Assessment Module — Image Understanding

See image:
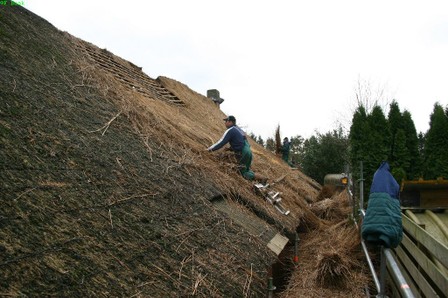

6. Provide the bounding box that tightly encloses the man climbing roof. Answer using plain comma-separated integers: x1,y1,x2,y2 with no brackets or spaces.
207,115,267,183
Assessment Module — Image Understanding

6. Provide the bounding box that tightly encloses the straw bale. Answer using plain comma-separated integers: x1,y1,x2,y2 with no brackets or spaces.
310,187,353,223
280,226,369,298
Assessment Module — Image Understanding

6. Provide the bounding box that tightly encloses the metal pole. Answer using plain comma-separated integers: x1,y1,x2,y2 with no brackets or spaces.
361,239,381,293
267,277,276,298
293,232,299,264
378,246,387,297
358,162,380,294
359,161,364,211
384,249,415,298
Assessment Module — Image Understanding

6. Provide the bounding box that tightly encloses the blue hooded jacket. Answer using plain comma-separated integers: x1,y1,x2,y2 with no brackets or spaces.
370,161,400,200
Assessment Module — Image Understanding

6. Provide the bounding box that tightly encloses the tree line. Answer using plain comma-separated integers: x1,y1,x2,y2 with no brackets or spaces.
250,101,448,198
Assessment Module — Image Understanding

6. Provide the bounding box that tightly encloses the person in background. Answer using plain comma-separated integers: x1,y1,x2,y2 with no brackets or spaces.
370,161,400,200
207,115,267,183
281,137,291,164
361,161,403,248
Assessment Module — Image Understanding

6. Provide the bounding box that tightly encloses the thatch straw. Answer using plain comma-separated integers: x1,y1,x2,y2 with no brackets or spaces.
311,188,352,221
313,249,352,288
280,226,368,298
316,185,337,201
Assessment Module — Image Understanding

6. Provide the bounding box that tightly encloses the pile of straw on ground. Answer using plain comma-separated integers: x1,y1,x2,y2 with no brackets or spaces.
280,223,369,298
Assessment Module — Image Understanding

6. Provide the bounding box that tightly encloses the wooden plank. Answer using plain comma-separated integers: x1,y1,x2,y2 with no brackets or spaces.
421,189,448,208
400,233,448,295
212,199,277,244
402,215,448,268
413,212,448,248
396,243,440,297
267,233,289,256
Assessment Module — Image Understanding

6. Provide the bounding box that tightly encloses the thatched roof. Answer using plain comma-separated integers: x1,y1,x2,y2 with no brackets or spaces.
0,3,370,297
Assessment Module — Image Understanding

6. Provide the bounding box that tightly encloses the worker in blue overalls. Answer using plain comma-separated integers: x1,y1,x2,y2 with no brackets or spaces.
207,115,267,183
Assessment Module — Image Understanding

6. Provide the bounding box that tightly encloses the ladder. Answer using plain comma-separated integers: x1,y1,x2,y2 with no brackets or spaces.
254,183,290,215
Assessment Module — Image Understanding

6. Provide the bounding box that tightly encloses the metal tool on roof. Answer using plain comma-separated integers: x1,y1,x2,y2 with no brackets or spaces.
254,183,290,215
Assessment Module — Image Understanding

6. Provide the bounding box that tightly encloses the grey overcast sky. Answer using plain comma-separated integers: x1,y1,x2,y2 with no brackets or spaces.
24,0,448,140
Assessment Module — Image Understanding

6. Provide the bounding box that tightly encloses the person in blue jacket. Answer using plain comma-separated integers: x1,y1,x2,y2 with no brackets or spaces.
280,137,291,164
361,161,403,248
208,115,266,182
370,161,400,200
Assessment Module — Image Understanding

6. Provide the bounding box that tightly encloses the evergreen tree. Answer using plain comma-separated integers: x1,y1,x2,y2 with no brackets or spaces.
391,129,408,183
265,137,275,152
368,105,390,163
301,136,320,182
423,103,448,179
358,106,391,192
386,102,421,181
319,129,349,174
289,135,304,167
349,106,369,169
402,111,421,179
417,132,425,158
301,129,348,184
349,105,372,200
387,101,403,165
